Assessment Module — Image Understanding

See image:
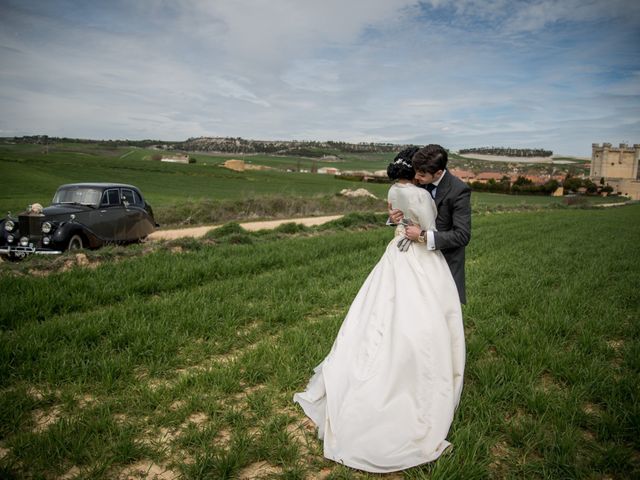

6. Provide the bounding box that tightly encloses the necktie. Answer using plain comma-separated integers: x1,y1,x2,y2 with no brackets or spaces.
426,183,436,198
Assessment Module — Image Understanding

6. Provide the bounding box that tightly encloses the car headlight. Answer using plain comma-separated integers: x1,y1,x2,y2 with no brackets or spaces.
43,236,51,245
4,220,14,232
42,221,53,234
20,236,29,247
7,234,14,243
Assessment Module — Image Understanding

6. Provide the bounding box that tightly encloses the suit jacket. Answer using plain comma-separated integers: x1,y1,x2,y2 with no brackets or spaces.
421,171,471,304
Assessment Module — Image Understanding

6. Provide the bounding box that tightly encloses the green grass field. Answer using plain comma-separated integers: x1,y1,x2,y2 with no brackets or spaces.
0,206,638,479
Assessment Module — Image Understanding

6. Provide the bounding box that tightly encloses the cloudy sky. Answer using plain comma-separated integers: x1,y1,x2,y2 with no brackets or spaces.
1,0,639,156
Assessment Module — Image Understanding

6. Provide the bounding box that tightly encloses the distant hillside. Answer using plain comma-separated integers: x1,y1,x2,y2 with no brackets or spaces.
8,135,169,148
171,137,405,156
459,147,552,157
8,135,407,157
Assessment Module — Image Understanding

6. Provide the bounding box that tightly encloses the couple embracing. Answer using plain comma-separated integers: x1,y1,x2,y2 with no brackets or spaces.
294,144,472,473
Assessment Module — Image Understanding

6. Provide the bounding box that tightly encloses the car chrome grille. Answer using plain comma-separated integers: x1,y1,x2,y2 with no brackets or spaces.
18,215,43,238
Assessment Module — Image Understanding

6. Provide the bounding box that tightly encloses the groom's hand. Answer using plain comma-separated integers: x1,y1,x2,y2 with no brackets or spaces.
404,225,422,241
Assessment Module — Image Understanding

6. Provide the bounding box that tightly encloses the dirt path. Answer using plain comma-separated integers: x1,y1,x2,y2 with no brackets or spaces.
148,215,344,241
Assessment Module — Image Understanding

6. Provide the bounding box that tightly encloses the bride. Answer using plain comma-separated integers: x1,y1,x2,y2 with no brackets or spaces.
293,147,466,473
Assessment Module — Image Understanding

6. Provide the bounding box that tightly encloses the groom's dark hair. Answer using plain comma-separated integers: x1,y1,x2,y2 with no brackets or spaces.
412,144,448,174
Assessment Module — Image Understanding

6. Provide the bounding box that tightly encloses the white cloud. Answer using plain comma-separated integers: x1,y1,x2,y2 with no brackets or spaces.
207,76,270,106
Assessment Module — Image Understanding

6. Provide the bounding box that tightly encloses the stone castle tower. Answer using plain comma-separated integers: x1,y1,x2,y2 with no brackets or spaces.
590,143,640,200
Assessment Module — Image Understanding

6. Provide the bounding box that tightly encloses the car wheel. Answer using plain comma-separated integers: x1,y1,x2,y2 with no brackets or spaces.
68,234,84,251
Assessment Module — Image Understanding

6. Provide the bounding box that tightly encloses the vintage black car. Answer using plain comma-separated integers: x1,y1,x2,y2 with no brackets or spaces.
0,183,158,259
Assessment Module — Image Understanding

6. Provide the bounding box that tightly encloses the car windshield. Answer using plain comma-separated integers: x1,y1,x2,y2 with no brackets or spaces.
52,187,102,207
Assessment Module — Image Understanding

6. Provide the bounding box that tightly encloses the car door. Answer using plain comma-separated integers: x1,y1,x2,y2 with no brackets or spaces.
120,188,149,240
95,188,126,241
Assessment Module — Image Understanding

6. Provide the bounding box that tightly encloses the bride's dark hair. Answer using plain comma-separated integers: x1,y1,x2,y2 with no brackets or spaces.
387,146,420,180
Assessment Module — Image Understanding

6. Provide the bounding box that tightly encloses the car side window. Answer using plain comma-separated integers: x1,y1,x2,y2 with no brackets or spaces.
101,189,121,207
132,190,144,206
121,189,136,206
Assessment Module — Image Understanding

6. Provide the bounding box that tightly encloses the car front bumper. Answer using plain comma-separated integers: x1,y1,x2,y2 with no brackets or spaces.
0,245,63,256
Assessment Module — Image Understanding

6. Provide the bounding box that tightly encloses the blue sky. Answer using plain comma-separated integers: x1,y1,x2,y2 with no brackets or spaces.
1,0,638,156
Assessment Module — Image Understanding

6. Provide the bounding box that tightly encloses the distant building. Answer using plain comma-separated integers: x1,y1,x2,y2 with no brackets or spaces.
342,170,374,177
474,172,504,182
523,175,549,185
449,168,475,181
317,167,340,175
590,143,640,199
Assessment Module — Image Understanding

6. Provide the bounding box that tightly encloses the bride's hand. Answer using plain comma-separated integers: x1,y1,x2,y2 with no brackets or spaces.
404,225,422,241
389,208,404,224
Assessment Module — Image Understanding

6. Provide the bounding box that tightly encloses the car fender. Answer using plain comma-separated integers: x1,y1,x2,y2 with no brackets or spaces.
52,221,102,249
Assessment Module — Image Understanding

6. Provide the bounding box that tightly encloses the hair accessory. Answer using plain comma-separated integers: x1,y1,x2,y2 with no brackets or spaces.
394,158,412,168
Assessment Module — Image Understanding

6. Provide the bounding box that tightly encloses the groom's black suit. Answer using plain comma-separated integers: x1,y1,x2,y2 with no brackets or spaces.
420,171,471,304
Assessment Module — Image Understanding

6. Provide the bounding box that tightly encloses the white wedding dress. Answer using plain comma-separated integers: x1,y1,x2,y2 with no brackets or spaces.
294,183,465,473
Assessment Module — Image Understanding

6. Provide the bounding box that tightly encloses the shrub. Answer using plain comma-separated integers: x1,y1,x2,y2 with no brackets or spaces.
206,222,246,239
563,195,588,206
273,222,308,234
318,212,386,230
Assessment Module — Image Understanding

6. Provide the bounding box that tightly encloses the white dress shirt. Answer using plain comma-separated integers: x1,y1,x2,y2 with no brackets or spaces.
426,170,446,250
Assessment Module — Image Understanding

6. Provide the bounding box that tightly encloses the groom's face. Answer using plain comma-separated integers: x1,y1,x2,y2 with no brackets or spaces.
415,169,443,185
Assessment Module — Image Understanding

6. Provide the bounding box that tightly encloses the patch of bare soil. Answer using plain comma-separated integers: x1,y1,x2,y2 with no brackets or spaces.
77,394,97,408
113,413,128,424
286,417,316,457
537,372,566,393
489,440,513,476
184,412,208,426
504,408,531,425
33,405,62,432
32,405,63,433
118,460,179,480
26,386,48,401
582,402,604,416
237,461,282,480
213,428,231,449
59,466,81,479
607,339,624,353
306,468,334,480
27,253,100,277
169,400,186,411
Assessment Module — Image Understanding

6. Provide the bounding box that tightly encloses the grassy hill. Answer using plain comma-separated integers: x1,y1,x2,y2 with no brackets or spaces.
0,142,617,227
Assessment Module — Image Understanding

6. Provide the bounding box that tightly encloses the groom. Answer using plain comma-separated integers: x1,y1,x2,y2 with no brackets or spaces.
390,144,471,304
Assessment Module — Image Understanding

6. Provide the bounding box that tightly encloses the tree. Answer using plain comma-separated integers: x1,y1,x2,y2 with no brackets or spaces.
542,179,559,194
583,179,597,194
563,175,583,192
513,176,533,187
